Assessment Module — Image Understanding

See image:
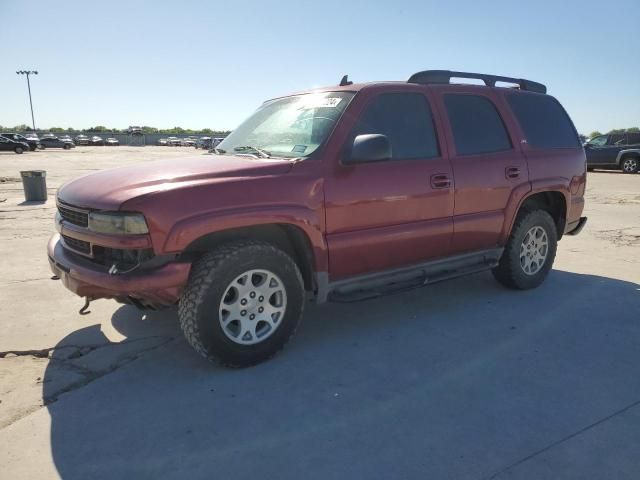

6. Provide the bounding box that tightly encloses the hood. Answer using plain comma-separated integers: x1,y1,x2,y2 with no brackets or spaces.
57,155,294,210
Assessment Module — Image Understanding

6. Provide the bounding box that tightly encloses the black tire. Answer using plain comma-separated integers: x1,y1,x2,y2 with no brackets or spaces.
14,146,24,154
621,157,639,174
179,240,305,367
64,144,71,150
492,209,558,290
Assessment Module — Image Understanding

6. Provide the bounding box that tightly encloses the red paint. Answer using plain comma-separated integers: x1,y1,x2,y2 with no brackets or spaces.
50,80,586,306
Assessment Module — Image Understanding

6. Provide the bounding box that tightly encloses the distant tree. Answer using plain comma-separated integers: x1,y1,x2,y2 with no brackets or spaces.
588,131,603,138
49,127,66,133
12,124,31,132
627,127,639,133
608,128,627,134
141,126,158,134
89,126,109,132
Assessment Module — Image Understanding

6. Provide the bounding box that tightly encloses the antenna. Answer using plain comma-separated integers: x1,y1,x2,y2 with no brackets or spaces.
339,75,353,86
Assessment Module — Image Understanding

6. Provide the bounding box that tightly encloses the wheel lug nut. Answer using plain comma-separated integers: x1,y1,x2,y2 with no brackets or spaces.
250,292,256,298
241,310,247,316
250,314,255,320
241,299,247,305
258,296,264,302
258,307,264,313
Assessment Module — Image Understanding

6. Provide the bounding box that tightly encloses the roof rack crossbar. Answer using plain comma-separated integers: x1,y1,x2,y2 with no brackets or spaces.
407,70,547,94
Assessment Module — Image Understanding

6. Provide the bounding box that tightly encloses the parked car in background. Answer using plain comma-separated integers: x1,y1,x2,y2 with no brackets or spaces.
167,136,181,146
25,133,39,141
40,136,75,149
0,135,30,154
181,137,197,147
42,132,56,139
585,132,640,173
157,138,168,146
105,137,120,146
59,135,73,143
1,132,40,151
195,137,212,149
128,126,143,136
208,137,225,152
75,135,90,145
90,136,104,146
49,70,587,367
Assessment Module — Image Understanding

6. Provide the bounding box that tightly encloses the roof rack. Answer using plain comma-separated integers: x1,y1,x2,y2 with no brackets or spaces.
407,70,547,94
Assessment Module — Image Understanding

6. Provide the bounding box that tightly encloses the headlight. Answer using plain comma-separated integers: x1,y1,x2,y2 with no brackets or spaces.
88,212,149,235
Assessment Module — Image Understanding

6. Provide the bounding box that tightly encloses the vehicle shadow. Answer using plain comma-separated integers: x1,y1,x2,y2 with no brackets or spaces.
43,270,640,480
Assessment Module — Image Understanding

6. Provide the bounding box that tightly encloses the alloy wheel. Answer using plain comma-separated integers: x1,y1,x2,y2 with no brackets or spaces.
519,226,549,275
218,269,287,345
622,158,638,173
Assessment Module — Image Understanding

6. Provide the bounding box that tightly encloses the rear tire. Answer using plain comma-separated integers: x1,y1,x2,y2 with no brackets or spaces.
492,209,558,290
64,144,71,150
179,240,305,367
14,146,24,154
621,157,639,174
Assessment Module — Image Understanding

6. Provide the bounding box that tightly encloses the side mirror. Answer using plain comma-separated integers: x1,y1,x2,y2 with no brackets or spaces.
344,134,391,164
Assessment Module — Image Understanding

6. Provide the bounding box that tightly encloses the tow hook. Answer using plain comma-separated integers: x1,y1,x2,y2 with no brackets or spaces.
79,297,93,315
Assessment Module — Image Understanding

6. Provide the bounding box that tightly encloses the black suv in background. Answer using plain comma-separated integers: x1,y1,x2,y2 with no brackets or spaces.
1,132,40,151
585,132,640,173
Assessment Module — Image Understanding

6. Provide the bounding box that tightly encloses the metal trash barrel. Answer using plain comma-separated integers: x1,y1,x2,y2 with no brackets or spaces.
20,170,48,202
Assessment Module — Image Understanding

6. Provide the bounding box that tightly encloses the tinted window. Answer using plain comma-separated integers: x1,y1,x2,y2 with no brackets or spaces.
627,133,640,145
352,93,439,160
507,93,580,149
444,94,512,155
608,134,626,145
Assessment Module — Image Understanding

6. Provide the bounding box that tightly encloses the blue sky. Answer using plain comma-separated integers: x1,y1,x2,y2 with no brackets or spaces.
1,0,638,134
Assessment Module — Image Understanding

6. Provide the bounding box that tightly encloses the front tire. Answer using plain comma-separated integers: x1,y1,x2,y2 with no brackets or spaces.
492,209,558,290
64,144,71,150
15,146,24,154
179,240,305,367
621,157,639,174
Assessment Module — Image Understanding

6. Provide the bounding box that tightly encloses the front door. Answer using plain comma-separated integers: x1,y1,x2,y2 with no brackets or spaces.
324,87,454,280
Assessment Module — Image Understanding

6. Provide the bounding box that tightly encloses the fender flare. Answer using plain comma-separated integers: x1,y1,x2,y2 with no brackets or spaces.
162,205,329,273
615,149,640,166
499,178,571,244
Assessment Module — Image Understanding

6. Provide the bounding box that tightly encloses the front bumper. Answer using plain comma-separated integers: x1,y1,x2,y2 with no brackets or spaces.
48,233,191,306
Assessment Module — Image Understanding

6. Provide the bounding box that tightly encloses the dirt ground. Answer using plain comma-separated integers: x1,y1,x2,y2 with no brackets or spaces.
0,146,638,479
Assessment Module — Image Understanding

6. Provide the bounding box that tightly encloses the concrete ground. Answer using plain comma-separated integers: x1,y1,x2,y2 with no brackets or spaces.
0,146,638,479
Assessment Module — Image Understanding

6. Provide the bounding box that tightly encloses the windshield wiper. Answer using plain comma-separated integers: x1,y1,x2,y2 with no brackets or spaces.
233,145,271,158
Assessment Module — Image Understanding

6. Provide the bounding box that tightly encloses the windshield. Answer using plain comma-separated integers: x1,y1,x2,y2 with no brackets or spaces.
588,135,607,146
217,91,354,159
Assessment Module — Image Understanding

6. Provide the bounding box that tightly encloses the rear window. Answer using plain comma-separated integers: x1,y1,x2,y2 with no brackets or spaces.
444,94,512,156
507,93,580,149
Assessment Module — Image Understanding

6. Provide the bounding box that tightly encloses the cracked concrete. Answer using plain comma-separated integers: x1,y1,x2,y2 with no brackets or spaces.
0,148,638,479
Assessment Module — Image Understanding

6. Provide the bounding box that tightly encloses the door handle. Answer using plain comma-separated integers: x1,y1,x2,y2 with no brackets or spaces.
430,174,451,189
505,167,521,179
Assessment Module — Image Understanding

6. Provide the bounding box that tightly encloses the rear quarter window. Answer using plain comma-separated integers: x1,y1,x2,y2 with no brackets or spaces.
507,93,580,149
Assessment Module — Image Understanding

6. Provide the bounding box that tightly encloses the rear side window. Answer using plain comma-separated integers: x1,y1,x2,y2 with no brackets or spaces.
444,94,512,155
507,93,580,149
627,133,640,145
353,93,439,160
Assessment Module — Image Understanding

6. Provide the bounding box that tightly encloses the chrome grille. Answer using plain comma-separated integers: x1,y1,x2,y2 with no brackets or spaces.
58,203,89,227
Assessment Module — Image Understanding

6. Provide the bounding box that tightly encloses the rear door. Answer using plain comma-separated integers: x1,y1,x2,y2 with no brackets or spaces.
432,86,529,254
324,87,454,280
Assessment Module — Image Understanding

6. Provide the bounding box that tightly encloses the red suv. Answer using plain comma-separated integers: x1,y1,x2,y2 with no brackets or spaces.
49,70,587,367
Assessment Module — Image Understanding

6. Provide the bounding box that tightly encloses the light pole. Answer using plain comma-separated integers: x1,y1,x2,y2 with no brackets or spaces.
16,70,38,132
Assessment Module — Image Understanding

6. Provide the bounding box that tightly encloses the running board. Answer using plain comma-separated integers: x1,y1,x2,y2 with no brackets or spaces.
321,248,503,303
